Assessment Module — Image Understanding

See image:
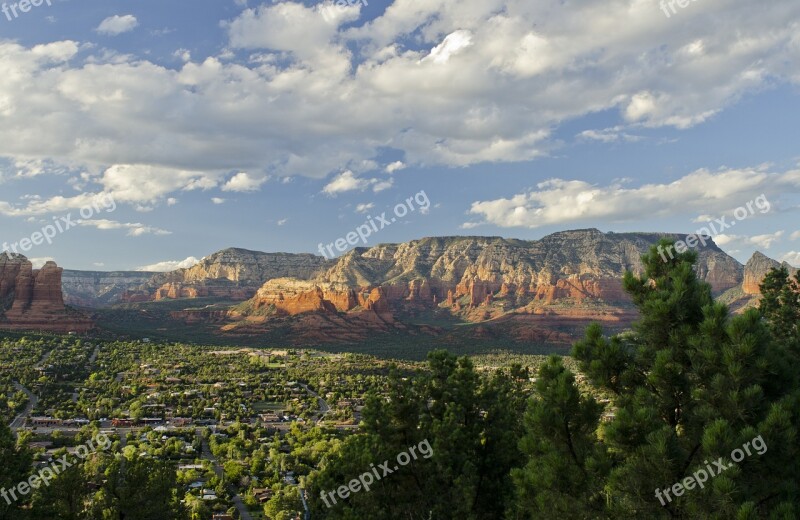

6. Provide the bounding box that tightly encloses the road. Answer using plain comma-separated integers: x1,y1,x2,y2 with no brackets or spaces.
299,383,330,424
9,381,37,429
8,348,52,429
198,430,253,520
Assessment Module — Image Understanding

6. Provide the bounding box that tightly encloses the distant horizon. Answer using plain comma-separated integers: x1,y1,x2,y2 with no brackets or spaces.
3,227,793,273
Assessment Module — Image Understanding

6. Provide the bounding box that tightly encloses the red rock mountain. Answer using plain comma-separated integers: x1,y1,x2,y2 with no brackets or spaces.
0,253,93,332
49,231,793,347
119,248,330,303
161,230,748,345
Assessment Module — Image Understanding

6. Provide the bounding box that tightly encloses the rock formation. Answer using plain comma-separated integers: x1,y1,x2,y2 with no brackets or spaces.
61,269,156,307
0,253,92,332
198,230,745,344
742,251,797,295
120,248,331,303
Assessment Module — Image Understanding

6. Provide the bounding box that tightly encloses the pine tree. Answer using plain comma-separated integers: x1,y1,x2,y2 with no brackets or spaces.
516,239,800,518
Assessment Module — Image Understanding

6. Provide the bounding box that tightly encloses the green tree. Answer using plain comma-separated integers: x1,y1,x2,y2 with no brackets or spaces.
94,454,188,520
759,266,800,356
310,351,524,520
509,356,610,519
519,240,800,518
30,460,91,520
0,422,31,520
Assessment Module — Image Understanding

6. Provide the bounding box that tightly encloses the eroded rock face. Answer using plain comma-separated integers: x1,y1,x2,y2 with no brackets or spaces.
61,270,155,307
236,230,744,326
0,254,92,332
121,248,331,302
742,252,797,295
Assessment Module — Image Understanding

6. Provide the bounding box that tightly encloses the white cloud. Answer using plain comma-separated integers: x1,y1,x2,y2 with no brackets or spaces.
29,257,54,269
421,30,473,64
711,232,784,250
467,166,799,229
211,197,226,204
749,231,784,249
386,161,406,173
79,219,171,236
0,0,797,210
355,202,374,213
578,127,642,143
323,171,368,195
222,172,268,192
791,231,800,241
781,252,800,267
277,218,288,226
323,171,394,195
96,15,139,36
713,234,740,246
136,256,201,272
372,178,394,192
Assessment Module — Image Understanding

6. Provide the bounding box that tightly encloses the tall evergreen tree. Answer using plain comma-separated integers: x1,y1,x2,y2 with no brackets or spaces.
0,422,31,520
310,350,525,519
509,356,610,519
515,240,800,518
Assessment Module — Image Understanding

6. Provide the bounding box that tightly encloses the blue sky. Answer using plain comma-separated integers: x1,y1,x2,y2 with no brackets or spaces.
1,0,799,271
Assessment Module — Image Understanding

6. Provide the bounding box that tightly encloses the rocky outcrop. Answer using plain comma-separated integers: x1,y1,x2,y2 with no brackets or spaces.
241,230,742,317
121,248,332,303
208,230,744,344
0,254,92,332
742,252,797,295
61,270,156,307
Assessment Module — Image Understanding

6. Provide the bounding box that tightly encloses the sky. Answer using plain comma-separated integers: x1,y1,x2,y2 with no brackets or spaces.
0,0,799,271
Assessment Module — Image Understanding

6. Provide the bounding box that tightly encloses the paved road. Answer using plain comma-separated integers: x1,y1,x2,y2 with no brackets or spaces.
9,381,37,429
199,431,253,520
88,345,100,364
299,383,331,424
9,348,53,429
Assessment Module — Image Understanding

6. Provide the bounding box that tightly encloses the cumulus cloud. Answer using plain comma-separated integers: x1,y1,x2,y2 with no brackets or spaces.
386,161,406,173
323,171,366,195
0,0,799,213
781,251,800,267
791,231,800,240
136,256,201,272
701,232,784,250
749,231,785,249
355,202,374,213
79,219,171,236
211,197,226,204
29,257,55,269
96,15,139,36
466,166,798,229
322,171,393,195
578,127,642,143
222,172,269,192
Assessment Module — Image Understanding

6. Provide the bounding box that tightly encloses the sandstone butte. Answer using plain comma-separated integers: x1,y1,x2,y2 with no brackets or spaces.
0,253,93,333
130,230,792,346
6,230,793,342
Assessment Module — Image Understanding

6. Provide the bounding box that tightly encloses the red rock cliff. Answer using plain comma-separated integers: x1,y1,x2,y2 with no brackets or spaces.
0,254,92,332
